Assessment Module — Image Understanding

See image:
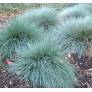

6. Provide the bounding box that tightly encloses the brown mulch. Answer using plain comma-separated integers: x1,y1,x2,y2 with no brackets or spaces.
0,67,32,88
0,14,15,29
78,70,92,88
0,10,24,29
68,54,92,88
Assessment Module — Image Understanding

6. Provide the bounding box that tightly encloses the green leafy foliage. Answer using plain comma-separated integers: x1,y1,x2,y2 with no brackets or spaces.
0,17,42,59
57,17,92,56
22,7,58,31
0,3,29,15
7,41,77,88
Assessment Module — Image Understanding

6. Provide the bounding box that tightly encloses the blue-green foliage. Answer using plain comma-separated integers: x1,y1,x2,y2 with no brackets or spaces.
58,4,91,22
7,41,77,88
0,57,4,67
0,6,78,88
57,17,92,56
78,4,92,13
21,7,58,31
0,17,42,59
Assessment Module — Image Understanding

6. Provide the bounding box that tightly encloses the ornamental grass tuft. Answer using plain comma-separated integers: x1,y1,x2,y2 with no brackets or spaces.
7,41,77,88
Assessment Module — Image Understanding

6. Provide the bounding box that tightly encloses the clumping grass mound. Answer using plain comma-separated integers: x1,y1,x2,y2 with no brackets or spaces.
0,17,42,59
7,41,77,88
78,4,92,13
57,17,92,57
58,4,91,23
22,7,59,31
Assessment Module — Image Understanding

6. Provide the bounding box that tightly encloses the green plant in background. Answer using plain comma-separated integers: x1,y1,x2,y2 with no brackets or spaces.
57,16,92,57
0,3,74,15
0,17,42,59
39,3,70,11
0,3,26,15
7,40,77,88
22,7,59,31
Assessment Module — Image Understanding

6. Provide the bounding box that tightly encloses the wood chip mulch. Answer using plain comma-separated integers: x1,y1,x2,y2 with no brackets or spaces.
0,67,32,88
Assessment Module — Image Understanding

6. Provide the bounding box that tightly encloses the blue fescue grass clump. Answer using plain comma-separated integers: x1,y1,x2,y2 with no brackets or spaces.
21,7,59,31
0,17,43,59
78,4,92,13
57,16,92,57
58,4,91,22
0,6,78,87
7,41,77,88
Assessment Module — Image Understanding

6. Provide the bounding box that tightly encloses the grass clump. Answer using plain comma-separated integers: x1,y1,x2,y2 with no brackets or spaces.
0,17,42,59
22,7,58,31
7,41,77,88
58,4,91,23
57,17,92,57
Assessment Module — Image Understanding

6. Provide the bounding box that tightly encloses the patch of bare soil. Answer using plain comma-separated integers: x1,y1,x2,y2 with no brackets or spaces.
68,54,92,88
0,67,32,88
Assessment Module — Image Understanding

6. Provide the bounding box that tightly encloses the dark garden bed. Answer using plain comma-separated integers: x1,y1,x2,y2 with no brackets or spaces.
69,54,92,88
0,68,32,88
0,67,32,88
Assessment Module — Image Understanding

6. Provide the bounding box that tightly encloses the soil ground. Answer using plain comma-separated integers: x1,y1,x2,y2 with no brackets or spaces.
0,67,32,88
